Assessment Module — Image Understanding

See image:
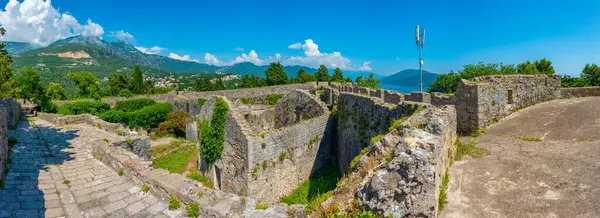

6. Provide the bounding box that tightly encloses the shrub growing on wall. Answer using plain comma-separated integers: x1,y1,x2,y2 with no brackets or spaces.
200,97,229,163
57,101,110,115
97,110,129,124
114,98,157,112
157,111,191,137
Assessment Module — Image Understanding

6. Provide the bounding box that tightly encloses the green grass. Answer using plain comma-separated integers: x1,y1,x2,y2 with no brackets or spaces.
63,180,70,185
455,139,489,160
438,169,450,212
142,184,150,193
187,171,214,188
152,143,196,174
516,136,542,142
266,94,284,105
280,164,340,213
254,204,270,210
118,168,124,176
150,140,184,157
350,146,370,170
370,134,385,145
470,129,487,137
388,105,425,132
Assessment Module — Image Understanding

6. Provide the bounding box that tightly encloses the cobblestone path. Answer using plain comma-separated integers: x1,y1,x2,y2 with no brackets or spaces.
0,118,186,218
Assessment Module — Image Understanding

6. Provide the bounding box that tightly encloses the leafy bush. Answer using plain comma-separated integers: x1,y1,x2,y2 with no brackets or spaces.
98,102,172,129
266,94,284,105
128,103,172,129
97,110,129,124
57,101,110,115
168,195,180,210
200,97,228,163
114,98,156,112
157,111,190,137
186,202,200,218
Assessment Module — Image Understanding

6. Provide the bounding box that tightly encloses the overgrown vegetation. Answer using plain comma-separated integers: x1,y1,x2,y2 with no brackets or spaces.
281,164,340,213
187,171,214,188
200,97,228,163
57,101,110,115
197,98,207,108
350,147,370,170
455,139,489,160
321,200,382,218
156,111,190,138
98,102,172,129
254,203,270,210
470,129,487,137
266,93,284,105
168,195,181,210
516,136,542,142
142,184,150,193
438,169,450,212
186,202,200,218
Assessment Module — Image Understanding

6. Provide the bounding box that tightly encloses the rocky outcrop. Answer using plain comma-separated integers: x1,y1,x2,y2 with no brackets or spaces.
58,50,91,59
357,105,457,217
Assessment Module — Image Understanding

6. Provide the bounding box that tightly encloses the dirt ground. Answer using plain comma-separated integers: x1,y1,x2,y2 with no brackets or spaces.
441,97,600,218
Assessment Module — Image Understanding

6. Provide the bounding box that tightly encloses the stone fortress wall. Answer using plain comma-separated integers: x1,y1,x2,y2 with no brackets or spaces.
188,90,333,203
455,75,562,135
0,99,20,188
335,93,425,174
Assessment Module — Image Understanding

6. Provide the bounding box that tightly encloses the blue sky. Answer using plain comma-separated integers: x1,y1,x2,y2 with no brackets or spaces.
1,0,600,76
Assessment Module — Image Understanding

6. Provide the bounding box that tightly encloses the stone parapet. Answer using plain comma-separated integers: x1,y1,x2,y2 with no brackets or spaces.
37,113,151,160
561,86,600,98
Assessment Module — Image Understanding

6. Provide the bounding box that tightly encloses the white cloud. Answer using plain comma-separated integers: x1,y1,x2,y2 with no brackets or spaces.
233,47,244,52
282,39,373,71
275,53,281,60
301,39,321,57
169,52,199,63
135,46,164,55
359,61,372,71
288,42,302,49
204,53,221,65
0,0,104,46
233,50,263,65
109,30,134,41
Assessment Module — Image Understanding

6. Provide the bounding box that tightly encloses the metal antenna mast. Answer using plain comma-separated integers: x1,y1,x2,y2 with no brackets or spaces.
415,25,425,92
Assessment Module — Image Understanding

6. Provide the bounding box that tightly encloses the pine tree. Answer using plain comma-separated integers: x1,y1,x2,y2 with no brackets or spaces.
132,65,145,94
265,62,288,85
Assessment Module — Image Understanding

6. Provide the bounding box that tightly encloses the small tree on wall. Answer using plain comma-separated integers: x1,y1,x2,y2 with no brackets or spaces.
200,97,229,163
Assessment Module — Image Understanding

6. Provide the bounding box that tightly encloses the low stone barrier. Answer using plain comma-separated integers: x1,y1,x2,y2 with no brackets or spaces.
431,92,456,106
0,98,21,129
561,86,600,98
405,92,431,103
37,113,151,160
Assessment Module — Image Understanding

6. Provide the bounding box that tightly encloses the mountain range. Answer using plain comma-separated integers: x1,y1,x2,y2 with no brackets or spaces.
3,35,437,86
381,69,438,87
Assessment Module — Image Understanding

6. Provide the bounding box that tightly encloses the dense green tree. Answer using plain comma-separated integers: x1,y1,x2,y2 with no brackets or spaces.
46,83,67,100
265,62,288,85
582,64,600,86
0,29,14,98
296,68,313,83
427,72,461,93
108,73,131,96
534,58,555,75
331,67,344,82
132,65,145,94
192,77,214,91
517,61,540,74
314,65,330,81
15,67,44,103
561,74,590,87
240,74,267,88
68,71,101,100
213,78,226,90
